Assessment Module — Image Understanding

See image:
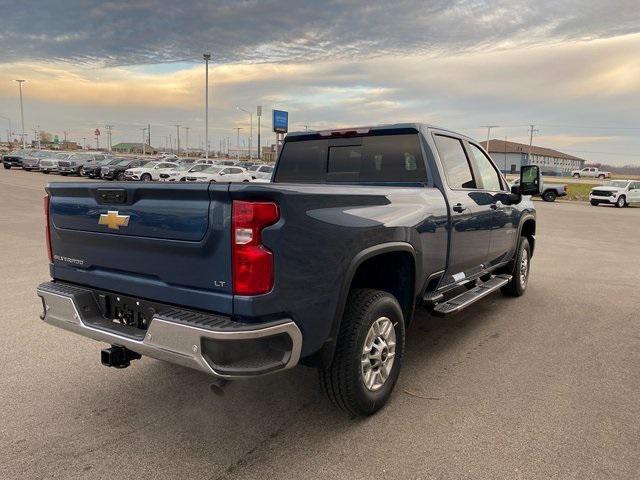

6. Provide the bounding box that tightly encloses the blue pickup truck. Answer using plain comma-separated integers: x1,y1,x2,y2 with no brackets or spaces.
38,124,540,416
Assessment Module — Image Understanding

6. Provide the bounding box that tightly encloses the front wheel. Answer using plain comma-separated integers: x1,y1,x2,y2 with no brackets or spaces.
573,173,580,178
590,200,599,206
3,164,10,169
598,174,605,179
501,237,531,297
141,173,151,182
116,172,125,181
319,288,405,416
615,196,626,208
542,190,557,202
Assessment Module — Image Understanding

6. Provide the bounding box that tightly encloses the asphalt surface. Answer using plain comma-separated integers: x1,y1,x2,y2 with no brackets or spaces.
1,167,639,480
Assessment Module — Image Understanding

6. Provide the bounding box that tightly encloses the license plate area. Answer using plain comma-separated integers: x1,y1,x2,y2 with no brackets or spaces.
97,293,159,330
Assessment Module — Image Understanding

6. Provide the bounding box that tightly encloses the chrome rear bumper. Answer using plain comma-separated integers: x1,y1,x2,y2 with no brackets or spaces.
37,282,302,379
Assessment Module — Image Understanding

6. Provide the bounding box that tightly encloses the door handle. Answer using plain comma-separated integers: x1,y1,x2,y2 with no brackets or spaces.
491,201,504,210
452,203,466,213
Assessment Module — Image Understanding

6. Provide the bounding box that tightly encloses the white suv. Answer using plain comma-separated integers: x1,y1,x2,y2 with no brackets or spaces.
590,180,640,208
185,165,251,182
124,161,180,181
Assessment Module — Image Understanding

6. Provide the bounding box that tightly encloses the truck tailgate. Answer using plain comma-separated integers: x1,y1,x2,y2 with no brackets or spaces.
47,182,233,314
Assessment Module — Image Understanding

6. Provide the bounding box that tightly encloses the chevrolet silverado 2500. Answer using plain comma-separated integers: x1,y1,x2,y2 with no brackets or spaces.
38,123,540,416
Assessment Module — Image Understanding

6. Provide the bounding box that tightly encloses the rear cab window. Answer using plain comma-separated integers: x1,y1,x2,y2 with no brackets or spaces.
274,133,427,184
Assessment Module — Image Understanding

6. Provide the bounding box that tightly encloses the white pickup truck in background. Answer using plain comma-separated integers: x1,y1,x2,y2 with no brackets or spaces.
571,167,611,179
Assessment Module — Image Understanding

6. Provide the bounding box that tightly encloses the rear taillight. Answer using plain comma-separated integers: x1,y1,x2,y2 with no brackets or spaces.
232,200,279,295
44,195,52,263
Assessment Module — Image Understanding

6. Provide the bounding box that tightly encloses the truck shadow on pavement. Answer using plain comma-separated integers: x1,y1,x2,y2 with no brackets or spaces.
71,294,510,477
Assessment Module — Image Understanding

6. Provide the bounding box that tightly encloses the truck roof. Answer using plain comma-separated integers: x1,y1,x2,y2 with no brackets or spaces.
286,123,474,142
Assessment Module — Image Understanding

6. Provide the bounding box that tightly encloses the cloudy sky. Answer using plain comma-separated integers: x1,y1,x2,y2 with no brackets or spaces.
0,0,639,164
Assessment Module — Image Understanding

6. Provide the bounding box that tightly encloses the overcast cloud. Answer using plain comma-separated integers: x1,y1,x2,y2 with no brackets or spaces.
0,1,638,165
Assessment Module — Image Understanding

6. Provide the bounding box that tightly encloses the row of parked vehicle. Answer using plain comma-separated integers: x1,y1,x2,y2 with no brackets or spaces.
1,149,275,183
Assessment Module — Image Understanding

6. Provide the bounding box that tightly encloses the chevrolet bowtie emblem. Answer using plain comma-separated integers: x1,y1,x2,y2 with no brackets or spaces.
98,210,130,230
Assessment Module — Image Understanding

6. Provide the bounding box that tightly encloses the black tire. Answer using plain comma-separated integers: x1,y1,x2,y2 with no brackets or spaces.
501,237,531,297
42,171,49,174
60,173,67,176
542,190,557,202
141,173,151,182
573,173,580,178
590,200,599,206
3,164,11,169
179,177,186,182
319,288,405,416
116,172,125,181
23,168,31,171
615,196,626,208
598,174,605,179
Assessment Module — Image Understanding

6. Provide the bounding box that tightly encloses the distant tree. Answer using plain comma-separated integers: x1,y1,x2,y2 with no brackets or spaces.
39,131,53,143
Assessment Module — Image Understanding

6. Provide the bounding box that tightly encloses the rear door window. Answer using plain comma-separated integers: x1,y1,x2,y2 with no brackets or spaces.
434,135,476,189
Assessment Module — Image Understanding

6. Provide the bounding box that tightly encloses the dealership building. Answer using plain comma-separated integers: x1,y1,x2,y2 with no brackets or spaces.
480,139,586,176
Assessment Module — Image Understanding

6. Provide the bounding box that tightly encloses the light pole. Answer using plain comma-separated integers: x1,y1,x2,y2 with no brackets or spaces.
142,127,147,155
257,105,262,160
203,53,211,159
14,80,26,149
234,127,242,160
175,124,181,155
82,137,86,150
0,116,11,144
236,106,252,159
183,126,190,156
105,125,113,152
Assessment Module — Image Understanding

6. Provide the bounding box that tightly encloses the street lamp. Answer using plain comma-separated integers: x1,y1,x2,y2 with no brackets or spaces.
236,106,252,159
203,53,211,159
0,116,11,144
14,80,26,149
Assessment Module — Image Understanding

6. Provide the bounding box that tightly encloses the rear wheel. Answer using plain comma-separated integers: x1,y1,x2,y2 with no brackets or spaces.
616,196,626,208
319,288,405,416
542,190,557,202
116,172,125,181
598,174,605,179
501,237,531,297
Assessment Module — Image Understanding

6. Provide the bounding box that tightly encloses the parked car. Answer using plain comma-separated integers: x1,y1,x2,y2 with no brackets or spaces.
158,163,212,182
22,151,53,171
82,157,124,178
214,160,237,166
185,165,251,182
124,161,180,181
101,158,148,180
2,149,34,169
511,178,567,202
58,152,107,176
589,180,640,208
40,153,72,174
38,123,540,416
248,164,274,181
571,167,611,179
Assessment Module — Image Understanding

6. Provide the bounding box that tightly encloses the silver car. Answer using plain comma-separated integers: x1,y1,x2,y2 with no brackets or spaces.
40,153,72,174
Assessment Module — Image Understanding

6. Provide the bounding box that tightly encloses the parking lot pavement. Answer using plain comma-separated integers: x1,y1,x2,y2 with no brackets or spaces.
1,167,639,480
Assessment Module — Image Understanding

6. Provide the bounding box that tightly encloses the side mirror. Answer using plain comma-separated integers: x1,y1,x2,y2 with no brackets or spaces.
219,172,225,176
519,165,541,196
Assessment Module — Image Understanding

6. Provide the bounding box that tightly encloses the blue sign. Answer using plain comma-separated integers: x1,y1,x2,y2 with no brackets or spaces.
272,109,288,133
